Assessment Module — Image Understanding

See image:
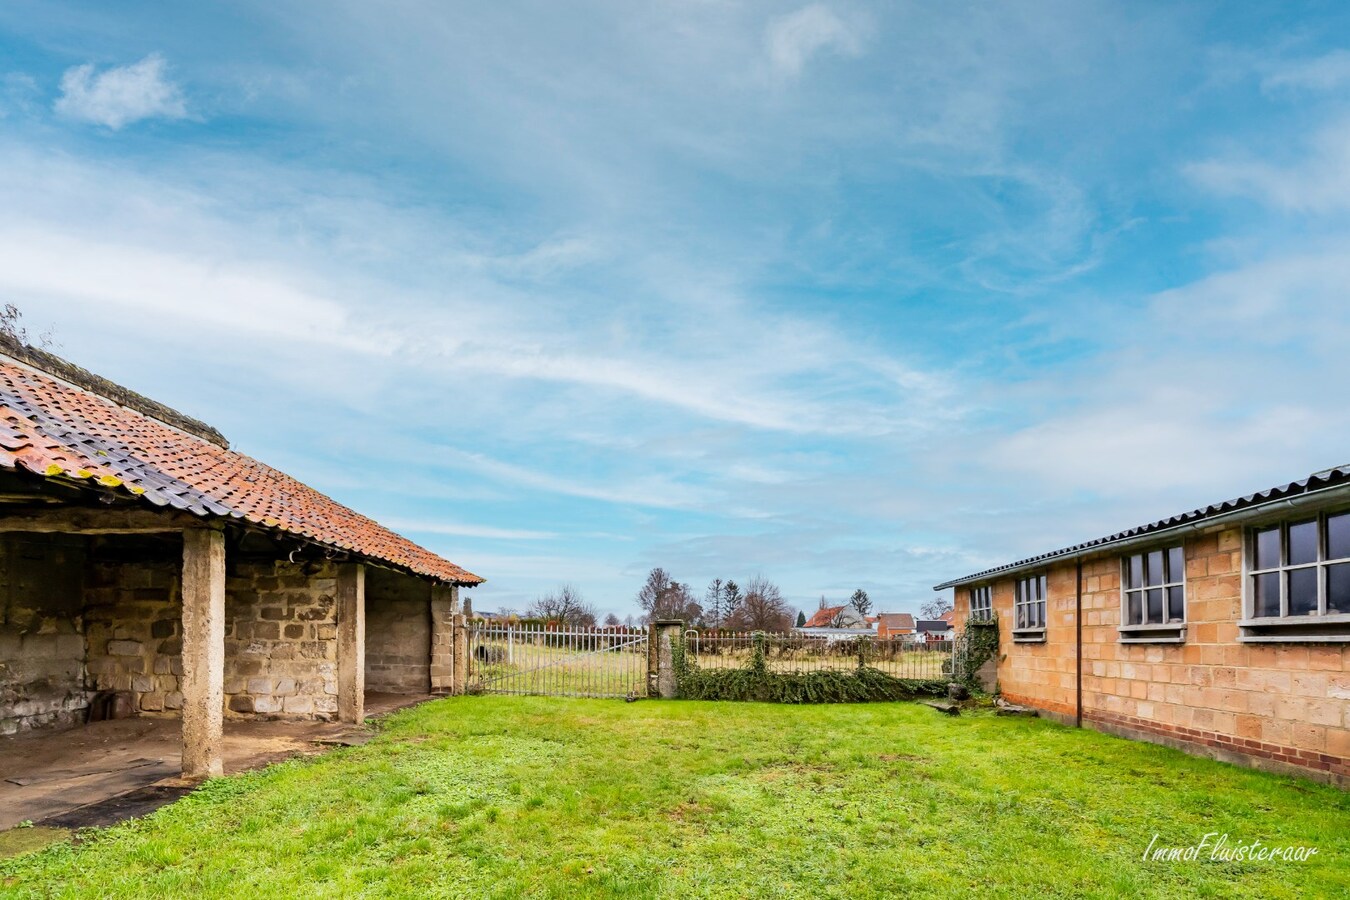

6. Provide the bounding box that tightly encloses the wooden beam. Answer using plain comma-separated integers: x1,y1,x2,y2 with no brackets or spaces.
0,506,200,534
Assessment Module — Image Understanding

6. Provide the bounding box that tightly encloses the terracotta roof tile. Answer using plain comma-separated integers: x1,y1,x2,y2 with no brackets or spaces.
0,354,483,586
802,605,847,628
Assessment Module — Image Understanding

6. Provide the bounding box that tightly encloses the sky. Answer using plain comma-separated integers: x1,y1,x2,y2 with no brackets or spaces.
2,2,1350,621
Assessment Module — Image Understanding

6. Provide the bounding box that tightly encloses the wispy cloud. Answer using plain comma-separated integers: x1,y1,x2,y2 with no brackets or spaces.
1187,119,1350,213
1261,48,1350,93
764,4,864,78
382,519,557,540
55,53,187,129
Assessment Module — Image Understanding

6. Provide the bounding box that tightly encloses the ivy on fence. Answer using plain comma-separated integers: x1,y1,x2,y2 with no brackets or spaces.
672,631,948,704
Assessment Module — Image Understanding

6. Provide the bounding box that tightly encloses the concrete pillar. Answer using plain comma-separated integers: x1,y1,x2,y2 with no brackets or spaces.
429,584,457,694
452,613,469,695
181,527,225,779
650,619,683,699
336,563,366,724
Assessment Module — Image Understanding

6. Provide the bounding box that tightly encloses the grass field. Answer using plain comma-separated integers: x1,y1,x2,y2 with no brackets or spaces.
2,697,1346,898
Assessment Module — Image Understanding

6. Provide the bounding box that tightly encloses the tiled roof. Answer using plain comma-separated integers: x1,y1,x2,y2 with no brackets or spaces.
803,605,847,628
933,463,1350,591
0,348,483,586
877,612,915,631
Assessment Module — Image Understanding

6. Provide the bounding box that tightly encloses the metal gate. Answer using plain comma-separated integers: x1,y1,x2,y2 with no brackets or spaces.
467,623,649,699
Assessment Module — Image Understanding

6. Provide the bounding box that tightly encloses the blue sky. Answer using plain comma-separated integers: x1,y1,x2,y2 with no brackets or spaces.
2,2,1350,620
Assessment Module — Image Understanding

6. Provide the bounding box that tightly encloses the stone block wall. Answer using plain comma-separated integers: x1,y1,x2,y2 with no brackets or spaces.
83,554,182,716
0,535,88,734
954,523,1350,785
223,560,338,719
364,569,432,694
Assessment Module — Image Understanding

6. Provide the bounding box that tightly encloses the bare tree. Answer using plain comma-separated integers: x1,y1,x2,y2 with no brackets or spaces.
850,588,872,618
0,304,55,348
921,597,954,619
636,568,702,623
528,584,597,627
827,608,851,628
603,612,621,628
733,575,792,632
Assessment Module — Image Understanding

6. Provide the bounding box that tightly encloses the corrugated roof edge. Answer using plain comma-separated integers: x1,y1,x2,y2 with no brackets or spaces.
0,334,228,448
932,464,1350,591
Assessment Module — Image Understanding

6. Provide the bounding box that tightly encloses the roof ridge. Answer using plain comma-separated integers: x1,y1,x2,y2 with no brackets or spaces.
0,333,228,448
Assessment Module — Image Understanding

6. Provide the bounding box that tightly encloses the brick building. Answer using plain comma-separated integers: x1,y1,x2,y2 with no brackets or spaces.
936,466,1350,786
0,337,482,777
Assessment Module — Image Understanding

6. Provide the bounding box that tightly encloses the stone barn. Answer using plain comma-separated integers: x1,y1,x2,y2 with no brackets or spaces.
0,337,482,780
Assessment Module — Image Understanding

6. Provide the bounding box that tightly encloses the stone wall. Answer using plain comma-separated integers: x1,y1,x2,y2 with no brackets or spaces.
223,560,338,719
83,550,182,716
0,535,88,734
365,569,431,694
954,523,1350,785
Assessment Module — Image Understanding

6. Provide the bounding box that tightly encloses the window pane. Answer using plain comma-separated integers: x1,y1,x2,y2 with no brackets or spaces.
1035,600,1045,627
1126,554,1142,590
1146,588,1163,624
1167,546,1184,584
1288,519,1319,566
1288,568,1318,616
1167,586,1185,623
1327,564,1350,615
1145,550,1164,586
1254,572,1280,617
1038,575,1046,600
1254,527,1281,570
1126,591,1142,625
1328,513,1350,561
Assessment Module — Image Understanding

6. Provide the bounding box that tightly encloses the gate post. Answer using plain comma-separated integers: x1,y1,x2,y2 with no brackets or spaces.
649,619,683,699
452,613,469,695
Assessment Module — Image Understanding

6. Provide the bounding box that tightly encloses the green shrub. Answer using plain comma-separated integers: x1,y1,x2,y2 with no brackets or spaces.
672,632,947,703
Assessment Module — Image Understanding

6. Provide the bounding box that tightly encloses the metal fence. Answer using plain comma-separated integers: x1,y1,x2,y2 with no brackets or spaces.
467,623,649,699
685,631,955,681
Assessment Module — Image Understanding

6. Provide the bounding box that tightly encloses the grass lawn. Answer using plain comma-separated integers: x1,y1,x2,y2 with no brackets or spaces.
2,697,1347,898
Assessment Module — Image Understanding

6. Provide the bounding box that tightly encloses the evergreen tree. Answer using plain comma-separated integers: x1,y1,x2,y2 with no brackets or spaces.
795,610,806,627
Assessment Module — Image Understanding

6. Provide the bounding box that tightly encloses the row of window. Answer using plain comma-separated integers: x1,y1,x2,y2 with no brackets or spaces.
965,509,1350,644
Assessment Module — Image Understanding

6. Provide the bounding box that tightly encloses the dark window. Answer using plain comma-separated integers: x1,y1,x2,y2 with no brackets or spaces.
1122,544,1185,627
968,585,992,621
1248,511,1350,620
1014,574,1047,635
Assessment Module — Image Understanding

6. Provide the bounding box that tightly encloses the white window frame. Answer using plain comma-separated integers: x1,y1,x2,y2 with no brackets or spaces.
1119,544,1186,644
1240,509,1350,643
968,585,992,622
1012,573,1046,643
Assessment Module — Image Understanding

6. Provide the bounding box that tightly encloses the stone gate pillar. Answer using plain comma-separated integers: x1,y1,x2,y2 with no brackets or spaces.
649,620,684,699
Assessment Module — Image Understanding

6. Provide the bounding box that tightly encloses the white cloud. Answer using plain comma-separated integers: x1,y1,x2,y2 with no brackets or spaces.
1186,119,1350,213
55,54,188,129
381,519,557,540
1261,49,1350,92
765,4,863,78
0,73,40,119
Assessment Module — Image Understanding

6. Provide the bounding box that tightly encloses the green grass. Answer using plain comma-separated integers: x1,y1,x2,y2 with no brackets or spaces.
2,697,1347,898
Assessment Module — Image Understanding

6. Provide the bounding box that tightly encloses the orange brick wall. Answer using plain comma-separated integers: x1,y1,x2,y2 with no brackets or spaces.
953,524,1350,786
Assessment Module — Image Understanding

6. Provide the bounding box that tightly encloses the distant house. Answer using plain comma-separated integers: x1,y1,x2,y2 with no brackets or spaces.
876,612,916,641
796,604,874,641
801,605,869,629
915,619,954,644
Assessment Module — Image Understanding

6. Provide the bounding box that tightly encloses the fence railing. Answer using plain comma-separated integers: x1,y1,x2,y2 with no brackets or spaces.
467,623,649,699
684,630,955,681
